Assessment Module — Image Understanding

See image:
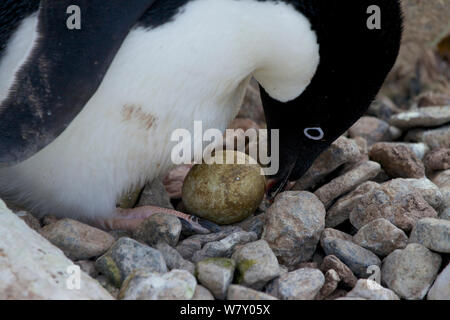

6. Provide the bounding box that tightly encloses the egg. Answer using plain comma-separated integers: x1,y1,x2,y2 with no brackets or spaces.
182,150,266,225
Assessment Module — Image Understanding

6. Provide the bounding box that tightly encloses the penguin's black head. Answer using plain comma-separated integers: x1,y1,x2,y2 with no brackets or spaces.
264,0,403,196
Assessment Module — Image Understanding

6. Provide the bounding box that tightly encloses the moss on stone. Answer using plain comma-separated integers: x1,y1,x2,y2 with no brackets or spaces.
236,259,257,283
97,255,122,288
201,257,236,270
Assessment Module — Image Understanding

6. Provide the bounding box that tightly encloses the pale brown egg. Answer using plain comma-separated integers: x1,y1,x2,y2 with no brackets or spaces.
182,150,266,225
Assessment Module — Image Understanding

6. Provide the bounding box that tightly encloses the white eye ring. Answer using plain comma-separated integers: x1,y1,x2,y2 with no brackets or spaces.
304,127,324,140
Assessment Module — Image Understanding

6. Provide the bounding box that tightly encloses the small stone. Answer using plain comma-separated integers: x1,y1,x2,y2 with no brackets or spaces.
396,178,443,211
423,148,450,171
326,182,379,228
263,264,289,298
176,240,202,260
322,238,381,278
368,96,403,121
137,177,174,209
235,214,265,238
192,231,257,263
432,170,450,220
155,242,195,274
317,269,340,299
119,269,197,300
409,218,450,253
232,240,280,290
389,126,403,140
381,244,442,300
314,161,381,208
197,258,236,300
346,280,399,300
227,285,278,300
406,125,450,149
416,92,450,108
192,285,215,300
40,219,115,260
293,137,360,190
389,106,450,130
320,228,353,248
350,180,438,232
320,255,358,288
262,192,325,268
351,137,370,163
427,263,450,300
369,143,425,178
184,226,243,246
95,237,167,287
395,142,430,159
432,169,450,187
75,260,99,278
133,213,181,247
353,219,408,256
348,116,393,146
175,240,202,261
277,268,325,300
351,136,371,162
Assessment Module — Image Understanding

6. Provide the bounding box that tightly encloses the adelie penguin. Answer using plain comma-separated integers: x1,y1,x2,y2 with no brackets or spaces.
0,0,403,232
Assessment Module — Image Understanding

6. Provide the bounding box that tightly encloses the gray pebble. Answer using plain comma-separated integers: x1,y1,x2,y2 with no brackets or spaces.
192,231,257,263
262,191,325,268
353,218,408,256
133,213,181,247
196,258,236,300
381,244,442,300
95,237,167,287
40,218,115,260
277,268,325,300
232,240,280,290
322,238,381,278
155,242,195,274
119,269,196,300
409,218,450,253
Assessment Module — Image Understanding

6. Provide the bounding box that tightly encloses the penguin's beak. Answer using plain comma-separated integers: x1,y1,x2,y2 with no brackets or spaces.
265,159,297,200
265,177,292,200
264,133,326,200
265,177,286,199
260,84,332,200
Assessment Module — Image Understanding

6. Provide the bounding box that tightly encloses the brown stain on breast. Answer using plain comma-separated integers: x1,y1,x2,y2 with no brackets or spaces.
121,104,157,130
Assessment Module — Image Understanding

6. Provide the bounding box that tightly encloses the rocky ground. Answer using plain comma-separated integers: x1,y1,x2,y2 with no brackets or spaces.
0,0,449,301
1,75,449,300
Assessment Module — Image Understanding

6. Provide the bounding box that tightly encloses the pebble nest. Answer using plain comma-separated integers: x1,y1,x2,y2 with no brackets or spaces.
5,81,447,300
1,11,450,300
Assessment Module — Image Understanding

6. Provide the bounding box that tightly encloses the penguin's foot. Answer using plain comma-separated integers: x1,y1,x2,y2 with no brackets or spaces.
98,206,220,234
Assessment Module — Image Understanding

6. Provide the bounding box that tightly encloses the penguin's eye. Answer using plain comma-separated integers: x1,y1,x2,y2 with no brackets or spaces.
304,127,324,140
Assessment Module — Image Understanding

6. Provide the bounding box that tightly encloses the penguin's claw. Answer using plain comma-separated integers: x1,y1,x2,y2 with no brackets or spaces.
97,206,218,235
179,216,222,235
